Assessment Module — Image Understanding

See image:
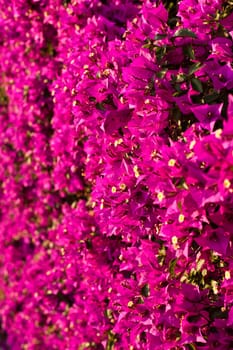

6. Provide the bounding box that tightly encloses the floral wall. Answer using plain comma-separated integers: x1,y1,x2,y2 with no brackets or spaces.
0,0,233,349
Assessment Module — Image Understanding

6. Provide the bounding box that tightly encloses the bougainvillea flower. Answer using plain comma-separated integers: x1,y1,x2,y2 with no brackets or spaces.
195,228,229,256
1,0,233,349
191,103,223,130
103,108,133,135
205,61,233,90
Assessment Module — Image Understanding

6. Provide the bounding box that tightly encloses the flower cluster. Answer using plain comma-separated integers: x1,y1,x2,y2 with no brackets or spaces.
0,0,233,349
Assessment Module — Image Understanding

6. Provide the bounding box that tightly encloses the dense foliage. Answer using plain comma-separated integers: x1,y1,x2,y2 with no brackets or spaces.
0,0,233,349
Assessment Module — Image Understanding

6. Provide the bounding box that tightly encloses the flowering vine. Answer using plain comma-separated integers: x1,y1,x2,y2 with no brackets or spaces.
0,0,233,349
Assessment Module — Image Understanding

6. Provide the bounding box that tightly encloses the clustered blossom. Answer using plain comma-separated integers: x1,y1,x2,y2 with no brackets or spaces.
0,0,233,349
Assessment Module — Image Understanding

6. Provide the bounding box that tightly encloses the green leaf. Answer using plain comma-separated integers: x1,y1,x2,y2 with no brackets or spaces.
209,307,228,321
41,42,56,57
177,200,182,211
136,296,144,304
23,85,29,99
141,283,150,297
0,87,8,106
158,245,166,266
142,39,153,50
63,0,71,7
188,62,202,75
191,78,203,93
156,68,167,79
168,17,179,28
169,258,178,277
105,309,113,319
176,73,187,83
173,90,186,97
96,102,105,111
183,45,195,60
155,46,167,61
174,83,182,92
204,92,219,104
154,34,167,40
174,28,197,38
186,344,197,350
106,331,117,350
85,238,92,250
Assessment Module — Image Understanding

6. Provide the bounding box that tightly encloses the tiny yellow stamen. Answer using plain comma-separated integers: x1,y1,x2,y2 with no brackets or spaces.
225,271,231,280
168,159,176,167
215,129,222,139
224,179,231,189
128,301,134,308
157,192,165,202
111,186,117,193
172,236,179,250
186,152,194,160
151,150,157,159
114,138,123,147
100,199,104,210
189,140,196,150
211,280,218,294
133,165,140,178
178,214,185,223
103,69,110,76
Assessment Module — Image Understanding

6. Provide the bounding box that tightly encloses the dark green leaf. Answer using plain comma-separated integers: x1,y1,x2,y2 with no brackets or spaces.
168,17,179,29
204,92,219,104
209,306,228,321
191,78,203,93
173,90,187,97
174,28,197,38
0,87,8,106
155,46,167,61
141,283,150,297
85,238,92,250
96,102,105,111
187,315,201,323
169,258,178,277
174,83,182,92
154,34,167,40
23,85,29,99
186,344,197,350
142,39,153,49
136,296,144,304
188,62,202,75
156,68,167,79
105,309,113,319
106,331,117,350
176,73,187,83
183,45,195,60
